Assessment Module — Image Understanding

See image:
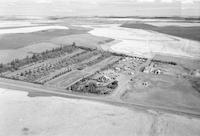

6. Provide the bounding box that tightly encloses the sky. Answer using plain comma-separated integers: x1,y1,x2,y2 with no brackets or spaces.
0,0,199,17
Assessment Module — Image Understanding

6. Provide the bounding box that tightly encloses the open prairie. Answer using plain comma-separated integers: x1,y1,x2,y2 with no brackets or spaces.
1,88,200,136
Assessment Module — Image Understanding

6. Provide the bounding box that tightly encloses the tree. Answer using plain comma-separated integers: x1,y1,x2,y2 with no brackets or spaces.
72,42,76,47
107,81,118,89
32,54,39,62
10,59,19,70
0,63,5,73
0,63,3,68
20,72,24,76
86,82,100,94
71,83,79,91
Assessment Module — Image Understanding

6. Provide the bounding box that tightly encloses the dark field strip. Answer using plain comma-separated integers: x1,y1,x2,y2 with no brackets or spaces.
121,23,200,41
0,25,46,29
0,29,88,50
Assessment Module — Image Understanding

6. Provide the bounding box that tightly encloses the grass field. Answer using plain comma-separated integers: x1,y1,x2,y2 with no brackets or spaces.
121,73,200,114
